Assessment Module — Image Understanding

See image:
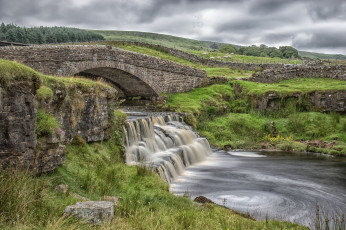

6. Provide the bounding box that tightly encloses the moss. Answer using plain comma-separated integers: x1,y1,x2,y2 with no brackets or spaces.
36,86,53,101
36,110,59,137
0,59,38,88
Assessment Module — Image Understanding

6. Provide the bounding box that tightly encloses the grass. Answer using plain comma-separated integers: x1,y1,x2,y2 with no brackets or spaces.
165,84,234,114
205,67,253,79
36,109,60,137
234,78,346,97
0,137,307,229
0,59,39,88
188,50,303,64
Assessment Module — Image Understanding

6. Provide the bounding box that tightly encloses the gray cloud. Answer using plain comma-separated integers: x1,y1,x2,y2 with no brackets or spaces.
0,0,345,54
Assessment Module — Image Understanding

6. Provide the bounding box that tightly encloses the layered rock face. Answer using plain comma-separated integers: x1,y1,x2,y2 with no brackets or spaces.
254,91,346,112
0,80,37,170
0,74,117,173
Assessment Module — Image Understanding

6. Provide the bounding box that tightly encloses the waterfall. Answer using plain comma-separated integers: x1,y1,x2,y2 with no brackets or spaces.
123,113,212,183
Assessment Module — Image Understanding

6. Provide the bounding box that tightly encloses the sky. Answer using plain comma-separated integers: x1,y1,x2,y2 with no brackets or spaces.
1,0,346,55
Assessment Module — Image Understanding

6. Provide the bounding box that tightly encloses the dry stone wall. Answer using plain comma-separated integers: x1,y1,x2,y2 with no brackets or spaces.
248,65,346,83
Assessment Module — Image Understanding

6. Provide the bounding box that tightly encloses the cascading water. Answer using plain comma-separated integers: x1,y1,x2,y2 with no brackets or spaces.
123,113,212,183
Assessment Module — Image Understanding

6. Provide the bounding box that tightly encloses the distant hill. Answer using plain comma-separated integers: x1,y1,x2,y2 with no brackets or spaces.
299,51,346,60
93,30,345,60
92,30,228,51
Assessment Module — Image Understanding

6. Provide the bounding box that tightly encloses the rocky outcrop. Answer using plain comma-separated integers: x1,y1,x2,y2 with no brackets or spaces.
0,80,38,170
252,90,346,112
0,65,117,173
64,201,114,224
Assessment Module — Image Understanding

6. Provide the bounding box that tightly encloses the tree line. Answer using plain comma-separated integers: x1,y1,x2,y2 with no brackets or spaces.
0,23,104,44
215,44,300,59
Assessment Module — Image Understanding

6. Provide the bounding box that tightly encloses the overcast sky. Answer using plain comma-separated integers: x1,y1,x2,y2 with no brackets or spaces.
1,0,345,55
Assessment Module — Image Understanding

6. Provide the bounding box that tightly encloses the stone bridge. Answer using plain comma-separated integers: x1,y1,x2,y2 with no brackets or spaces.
0,45,207,98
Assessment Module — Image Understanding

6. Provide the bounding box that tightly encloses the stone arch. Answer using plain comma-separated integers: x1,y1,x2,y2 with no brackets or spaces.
62,60,162,98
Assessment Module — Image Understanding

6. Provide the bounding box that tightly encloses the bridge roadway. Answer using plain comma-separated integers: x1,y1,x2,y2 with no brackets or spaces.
0,45,207,98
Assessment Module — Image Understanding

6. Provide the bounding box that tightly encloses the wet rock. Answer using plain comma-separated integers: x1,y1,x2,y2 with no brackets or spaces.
64,201,114,224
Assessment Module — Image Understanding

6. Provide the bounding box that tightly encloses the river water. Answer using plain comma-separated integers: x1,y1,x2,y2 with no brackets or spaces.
122,112,346,228
171,151,346,228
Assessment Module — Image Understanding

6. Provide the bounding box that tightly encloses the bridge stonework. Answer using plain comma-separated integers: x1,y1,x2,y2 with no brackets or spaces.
0,45,207,98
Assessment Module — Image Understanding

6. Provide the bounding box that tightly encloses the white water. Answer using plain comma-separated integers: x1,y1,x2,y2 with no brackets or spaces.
123,114,212,183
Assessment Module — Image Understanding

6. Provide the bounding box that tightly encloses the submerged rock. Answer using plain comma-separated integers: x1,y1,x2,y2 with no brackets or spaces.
64,201,114,224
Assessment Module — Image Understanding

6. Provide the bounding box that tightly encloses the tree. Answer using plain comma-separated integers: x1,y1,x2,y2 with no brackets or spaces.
279,46,300,58
218,44,237,54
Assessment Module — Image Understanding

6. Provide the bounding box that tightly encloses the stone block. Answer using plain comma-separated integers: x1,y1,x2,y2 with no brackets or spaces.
64,201,114,224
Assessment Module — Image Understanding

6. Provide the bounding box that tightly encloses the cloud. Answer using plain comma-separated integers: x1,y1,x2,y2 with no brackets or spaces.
0,0,345,54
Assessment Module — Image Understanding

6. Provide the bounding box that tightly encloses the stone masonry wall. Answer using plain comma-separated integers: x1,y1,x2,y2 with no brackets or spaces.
248,65,346,83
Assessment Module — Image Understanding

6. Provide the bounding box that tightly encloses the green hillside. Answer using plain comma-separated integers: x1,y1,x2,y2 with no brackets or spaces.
299,51,346,60
92,30,226,51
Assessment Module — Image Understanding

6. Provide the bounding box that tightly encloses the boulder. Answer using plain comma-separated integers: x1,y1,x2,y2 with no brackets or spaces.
64,201,114,224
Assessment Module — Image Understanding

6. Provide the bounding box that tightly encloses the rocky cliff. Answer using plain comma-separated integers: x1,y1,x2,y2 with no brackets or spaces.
0,60,117,173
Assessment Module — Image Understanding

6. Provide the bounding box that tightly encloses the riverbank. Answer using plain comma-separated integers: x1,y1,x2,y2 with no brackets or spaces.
0,132,307,229
165,82,346,156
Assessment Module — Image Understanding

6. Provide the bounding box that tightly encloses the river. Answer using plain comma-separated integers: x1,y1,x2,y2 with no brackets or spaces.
122,111,346,229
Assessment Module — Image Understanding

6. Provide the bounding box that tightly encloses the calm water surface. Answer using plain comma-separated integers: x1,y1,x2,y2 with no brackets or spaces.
170,151,346,228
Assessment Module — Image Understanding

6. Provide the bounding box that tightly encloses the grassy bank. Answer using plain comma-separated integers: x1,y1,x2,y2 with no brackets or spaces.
0,131,306,229
234,78,346,97
166,81,346,156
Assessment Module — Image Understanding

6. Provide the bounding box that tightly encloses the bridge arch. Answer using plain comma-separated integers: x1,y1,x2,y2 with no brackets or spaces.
65,60,162,98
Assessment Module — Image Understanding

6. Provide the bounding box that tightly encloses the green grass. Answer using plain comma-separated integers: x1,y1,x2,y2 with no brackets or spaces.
166,84,234,114
0,59,38,88
234,78,346,97
188,50,303,64
36,109,59,137
0,136,307,229
205,67,253,79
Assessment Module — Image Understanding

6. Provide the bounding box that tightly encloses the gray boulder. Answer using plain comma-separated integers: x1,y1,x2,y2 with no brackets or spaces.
64,201,114,224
